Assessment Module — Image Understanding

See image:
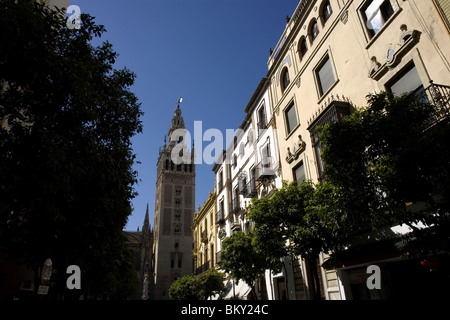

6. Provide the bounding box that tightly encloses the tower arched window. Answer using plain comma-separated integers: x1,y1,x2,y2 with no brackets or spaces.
321,0,333,25
309,19,320,44
299,36,308,60
281,67,290,94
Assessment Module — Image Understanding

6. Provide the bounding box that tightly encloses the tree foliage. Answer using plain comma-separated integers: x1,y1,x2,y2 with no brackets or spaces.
319,91,450,245
219,231,267,295
0,1,142,298
169,269,227,300
249,181,328,263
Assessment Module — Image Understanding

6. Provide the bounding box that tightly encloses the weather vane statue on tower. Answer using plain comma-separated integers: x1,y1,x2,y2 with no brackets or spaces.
177,97,183,108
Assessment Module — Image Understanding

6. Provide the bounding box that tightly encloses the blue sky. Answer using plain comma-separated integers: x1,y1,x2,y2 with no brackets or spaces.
72,0,300,231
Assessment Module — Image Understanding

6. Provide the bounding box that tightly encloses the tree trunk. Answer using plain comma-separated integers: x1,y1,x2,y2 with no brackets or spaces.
306,254,322,300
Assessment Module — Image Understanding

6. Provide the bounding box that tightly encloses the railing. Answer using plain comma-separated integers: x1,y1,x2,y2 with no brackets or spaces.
216,251,221,264
257,120,267,135
216,209,225,224
195,261,210,275
424,81,450,127
229,197,240,213
255,157,276,181
229,213,241,231
244,178,257,198
201,230,208,243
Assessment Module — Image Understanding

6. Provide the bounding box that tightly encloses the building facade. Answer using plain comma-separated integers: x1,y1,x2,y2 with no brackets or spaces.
192,187,217,276
152,103,195,300
212,79,288,300
267,0,450,299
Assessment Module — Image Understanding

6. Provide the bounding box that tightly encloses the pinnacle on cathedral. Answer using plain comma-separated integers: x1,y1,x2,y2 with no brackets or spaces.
142,203,150,233
167,99,185,140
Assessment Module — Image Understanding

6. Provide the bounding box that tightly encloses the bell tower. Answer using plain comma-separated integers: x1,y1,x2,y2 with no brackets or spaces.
152,99,195,300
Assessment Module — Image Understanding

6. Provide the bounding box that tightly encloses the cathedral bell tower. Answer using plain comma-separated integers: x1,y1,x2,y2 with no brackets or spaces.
152,99,195,300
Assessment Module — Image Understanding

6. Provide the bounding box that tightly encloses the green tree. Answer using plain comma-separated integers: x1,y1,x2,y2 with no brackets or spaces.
249,181,328,299
169,269,227,300
169,275,202,300
198,268,227,300
0,1,142,299
318,91,450,250
220,231,267,299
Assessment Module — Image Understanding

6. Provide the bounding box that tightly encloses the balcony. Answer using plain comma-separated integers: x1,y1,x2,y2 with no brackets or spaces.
244,178,257,198
195,261,210,275
201,230,208,243
216,251,222,264
255,157,276,181
229,197,241,214
423,81,450,128
216,209,225,225
229,213,241,232
257,120,267,135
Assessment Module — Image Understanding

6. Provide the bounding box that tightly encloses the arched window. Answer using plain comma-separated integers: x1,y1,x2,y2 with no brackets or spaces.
309,19,320,44
247,130,254,145
299,36,308,60
281,67,290,93
321,0,333,25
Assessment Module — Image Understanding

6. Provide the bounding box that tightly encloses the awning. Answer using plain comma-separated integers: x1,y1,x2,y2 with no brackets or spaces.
223,279,252,300
322,222,437,270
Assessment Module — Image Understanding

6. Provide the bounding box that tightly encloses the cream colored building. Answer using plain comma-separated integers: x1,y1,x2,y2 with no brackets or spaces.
267,0,450,299
212,79,291,300
192,187,217,275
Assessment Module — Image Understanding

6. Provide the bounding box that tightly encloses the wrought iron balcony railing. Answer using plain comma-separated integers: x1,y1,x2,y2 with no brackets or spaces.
423,80,450,127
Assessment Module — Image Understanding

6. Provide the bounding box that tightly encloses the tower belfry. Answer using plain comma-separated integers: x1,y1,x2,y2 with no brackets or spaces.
152,100,195,300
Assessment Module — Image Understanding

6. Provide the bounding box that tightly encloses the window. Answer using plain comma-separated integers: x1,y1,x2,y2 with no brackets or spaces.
285,102,298,135
307,102,353,182
309,19,320,43
261,141,271,168
165,159,169,170
258,106,267,132
233,154,237,168
247,130,254,145
321,1,333,25
361,0,395,38
386,64,424,96
281,67,290,93
219,200,224,217
239,143,245,158
218,170,223,192
315,54,336,97
234,187,240,209
299,37,308,60
293,162,306,184
175,199,181,207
